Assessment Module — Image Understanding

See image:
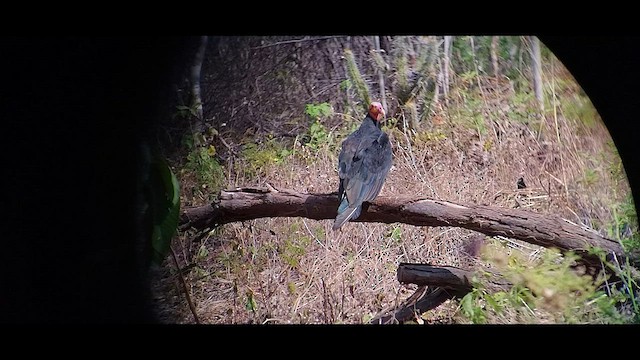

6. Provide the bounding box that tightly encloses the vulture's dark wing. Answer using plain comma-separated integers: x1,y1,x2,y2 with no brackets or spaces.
337,134,360,205
334,116,392,230
344,131,392,207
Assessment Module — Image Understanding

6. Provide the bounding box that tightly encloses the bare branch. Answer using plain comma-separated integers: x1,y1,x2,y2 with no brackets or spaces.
250,36,347,50
179,187,627,268
169,246,200,324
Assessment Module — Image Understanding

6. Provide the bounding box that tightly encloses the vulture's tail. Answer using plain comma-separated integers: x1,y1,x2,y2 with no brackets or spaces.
332,205,362,231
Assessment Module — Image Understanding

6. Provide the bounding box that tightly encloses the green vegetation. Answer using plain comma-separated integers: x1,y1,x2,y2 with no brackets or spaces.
183,134,225,199
507,92,538,125
240,136,293,178
459,241,629,324
459,191,640,324
174,103,201,121
386,225,402,244
344,48,371,110
303,103,334,152
581,168,599,188
280,222,312,268
192,244,211,280
281,236,311,268
616,195,640,253
450,87,487,135
305,102,333,120
140,141,181,266
602,193,640,322
562,93,600,129
412,130,447,146
246,289,258,312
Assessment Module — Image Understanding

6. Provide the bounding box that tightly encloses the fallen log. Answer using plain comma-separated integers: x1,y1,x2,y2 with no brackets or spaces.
179,187,626,266
396,264,475,290
371,263,511,324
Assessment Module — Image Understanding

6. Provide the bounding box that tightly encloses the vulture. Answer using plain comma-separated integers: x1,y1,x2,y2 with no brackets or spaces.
333,102,393,230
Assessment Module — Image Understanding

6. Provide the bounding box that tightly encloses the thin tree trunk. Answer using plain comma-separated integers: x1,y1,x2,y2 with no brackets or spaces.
530,36,544,112
491,36,500,77
432,37,441,107
443,36,452,103
179,187,626,267
373,36,387,112
191,35,208,140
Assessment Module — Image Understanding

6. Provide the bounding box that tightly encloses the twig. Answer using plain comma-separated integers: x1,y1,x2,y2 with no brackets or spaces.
304,81,342,103
496,235,540,252
265,182,279,193
564,206,583,226
250,36,346,50
520,297,536,316
216,134,237,156
170,245,201,324
302,218,327,249
545,170,566,188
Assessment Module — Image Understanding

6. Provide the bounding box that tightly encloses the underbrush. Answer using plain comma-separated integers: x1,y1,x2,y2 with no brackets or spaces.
154,39,639,324
456,240,633,324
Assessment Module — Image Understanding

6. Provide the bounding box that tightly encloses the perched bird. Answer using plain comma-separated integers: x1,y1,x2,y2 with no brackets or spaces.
333,102,393,230
517,177,526,189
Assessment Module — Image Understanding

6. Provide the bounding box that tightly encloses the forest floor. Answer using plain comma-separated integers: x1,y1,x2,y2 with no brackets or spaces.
149,56,637,324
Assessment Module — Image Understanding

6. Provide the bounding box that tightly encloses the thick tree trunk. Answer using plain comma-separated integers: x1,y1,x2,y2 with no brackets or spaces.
180,187,626,267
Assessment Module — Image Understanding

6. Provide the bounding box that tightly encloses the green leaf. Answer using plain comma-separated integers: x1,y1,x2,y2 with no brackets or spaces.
246,291,257,312
149,156,181,265
151,195,179,265
485,293,502,313
461,293,474,316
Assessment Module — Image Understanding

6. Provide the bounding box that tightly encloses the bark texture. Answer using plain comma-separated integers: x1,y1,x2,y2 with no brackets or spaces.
180,187,625,266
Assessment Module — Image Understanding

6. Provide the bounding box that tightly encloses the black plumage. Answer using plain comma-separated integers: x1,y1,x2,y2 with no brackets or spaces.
517,177,526,189
333,102,392,230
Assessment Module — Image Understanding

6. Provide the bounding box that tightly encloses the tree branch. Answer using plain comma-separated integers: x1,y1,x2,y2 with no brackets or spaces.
179,187,627,266
397,263,474,289
250,36,347,50
370,286,459,324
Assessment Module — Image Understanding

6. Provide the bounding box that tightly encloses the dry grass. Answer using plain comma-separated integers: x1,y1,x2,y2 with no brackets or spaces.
151,53,634,324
